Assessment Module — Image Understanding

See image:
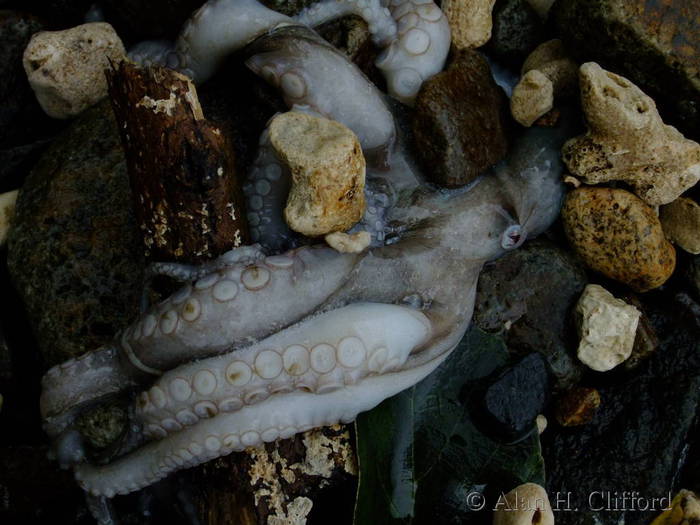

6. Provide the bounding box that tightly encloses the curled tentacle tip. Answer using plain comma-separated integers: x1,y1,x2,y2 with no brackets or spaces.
501,224,526,250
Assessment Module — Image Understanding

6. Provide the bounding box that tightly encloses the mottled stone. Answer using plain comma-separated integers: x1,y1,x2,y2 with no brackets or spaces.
660,197,700,255
7,101,144,367
412,50,510,187
552,0,700,140
575,284,640,372
562,187,676,292
493,483,554,525
562,63,700,206
483,353,549,440
270,111,366,237
554,386,600,426
441,0,496,49
474,239,588,389
486,0,544,66
23,23,126,119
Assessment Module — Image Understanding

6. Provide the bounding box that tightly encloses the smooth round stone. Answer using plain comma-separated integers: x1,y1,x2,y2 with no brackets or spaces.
241,431,260,447
255,350,283,379
146,424,167,438
194,401,218,418
226,361,252,386
193,369,217,395
171,285,191,305
176,409,198,426
142,314,157,337
162,418,182,432
403,28,430,55
181,297,201,322
160,310,178,334
223,434,240,449
219,397,243,412
212,279,238,302
149,386,167,408
265,255,294,269
204,436,221,451
169,377,192,401
241,266,271,290
244,389,270,404
283,345,310,376
261,428,279,442
337,337,366,368
188,442,203,455
368,347,389,373
310,343,336,373
195,273,218,290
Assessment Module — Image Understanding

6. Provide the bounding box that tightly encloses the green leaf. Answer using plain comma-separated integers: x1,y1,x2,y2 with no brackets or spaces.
353,327,545,525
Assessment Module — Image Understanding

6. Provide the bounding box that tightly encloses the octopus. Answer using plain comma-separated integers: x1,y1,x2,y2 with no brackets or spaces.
39,0,573,505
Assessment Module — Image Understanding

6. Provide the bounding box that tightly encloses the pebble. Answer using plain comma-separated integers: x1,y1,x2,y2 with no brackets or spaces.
23,22,126,119
575,284,640,372
485,0,544,66
269,111,366,237
441,0,496,49
412,50,510,188
0,190,19,246
492,483,554,525
562,63,700,206
562,187,676,293
660,197,700,255
554,386,600,427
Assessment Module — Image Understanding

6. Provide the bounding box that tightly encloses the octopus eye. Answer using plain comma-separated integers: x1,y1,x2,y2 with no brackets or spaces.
501,224,526,250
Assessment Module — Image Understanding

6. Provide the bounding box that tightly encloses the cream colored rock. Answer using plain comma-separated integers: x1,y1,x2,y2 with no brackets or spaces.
563,62,700,205
660,197,700,255
325,230,371,253
511,40,577,127
575,284,640,372
269,111,366,237
493,483,554,525
23,22,125,119
442,0,496,49
0,190,19,246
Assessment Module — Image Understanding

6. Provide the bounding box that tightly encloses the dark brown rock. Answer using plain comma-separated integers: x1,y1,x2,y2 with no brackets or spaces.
412,50,511,188
553,0,700,140
554,386,601,426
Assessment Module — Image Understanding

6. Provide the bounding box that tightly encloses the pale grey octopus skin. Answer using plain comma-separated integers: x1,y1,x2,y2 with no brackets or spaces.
42,113,570,497
128,0,450,105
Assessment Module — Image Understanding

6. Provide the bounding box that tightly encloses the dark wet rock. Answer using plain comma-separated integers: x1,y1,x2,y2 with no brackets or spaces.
474,239,588,389
412,49,510,188
6,100,144,368
553,386,600,427
553,0,700,140
486,0,545,66
0,140,53,191
483,353,549,440
100,0,202,41
542,291,700,525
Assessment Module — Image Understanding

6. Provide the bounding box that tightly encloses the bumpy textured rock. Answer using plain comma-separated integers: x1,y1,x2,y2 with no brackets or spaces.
474,239,588,389
441,0,496,49
651,490,700,525
563,63,700,206
7,101,144,367
269,111,366,237
554,386,600,426
486,0,544,66
660,197,700,255
493,483,554,525
552,0,700,140
562,187,676,292
483,353,549,440
511,40,578,126
23,22,126,119
575,284,641,372
0,189,18,246
413,50,510,187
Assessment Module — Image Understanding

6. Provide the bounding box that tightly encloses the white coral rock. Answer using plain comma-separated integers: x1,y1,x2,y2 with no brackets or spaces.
576,284,641,372
23,22,125,119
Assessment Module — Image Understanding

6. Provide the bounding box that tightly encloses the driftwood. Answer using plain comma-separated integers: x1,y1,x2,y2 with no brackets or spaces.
105,60,357,524
106,60,248,263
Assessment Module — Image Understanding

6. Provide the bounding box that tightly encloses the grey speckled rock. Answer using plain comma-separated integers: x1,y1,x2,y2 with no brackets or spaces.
474,239,588,389
7,100,144,368
486,0,545,66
